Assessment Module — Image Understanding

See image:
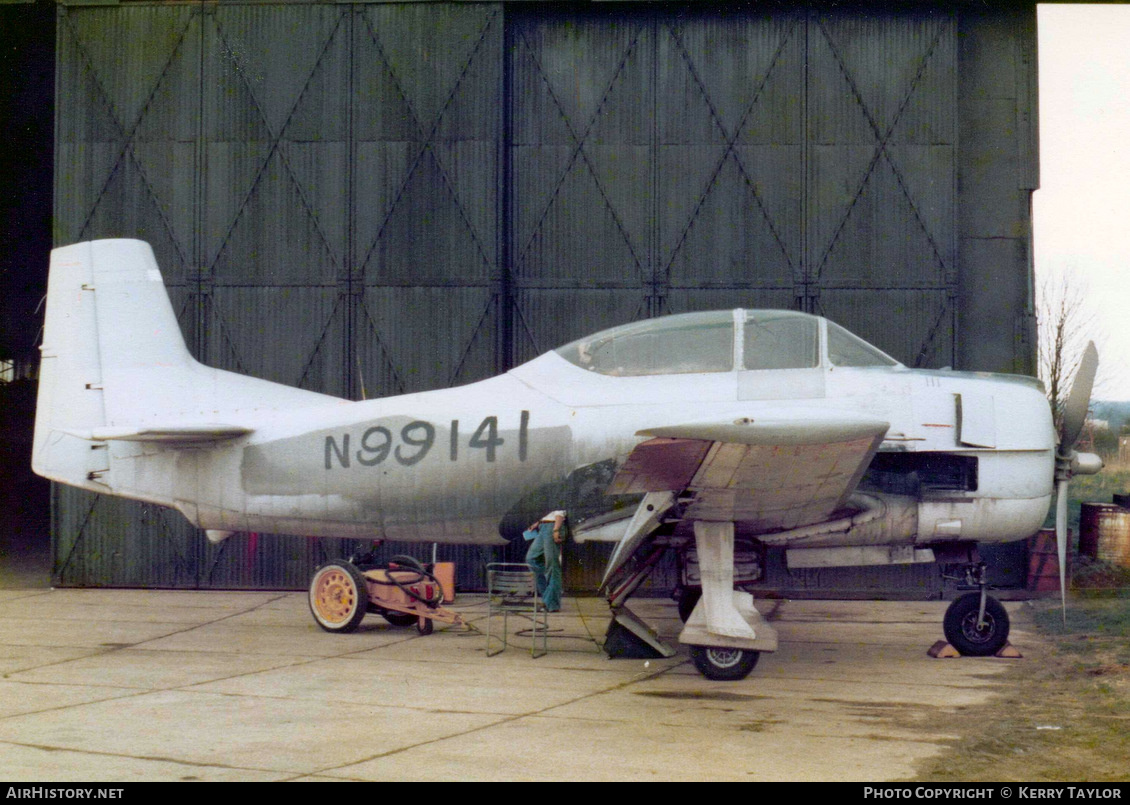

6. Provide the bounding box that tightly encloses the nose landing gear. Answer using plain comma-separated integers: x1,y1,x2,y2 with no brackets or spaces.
942,561,1011,657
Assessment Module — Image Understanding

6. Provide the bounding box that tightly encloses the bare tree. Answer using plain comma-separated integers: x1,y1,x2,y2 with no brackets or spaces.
1037,268,1098,433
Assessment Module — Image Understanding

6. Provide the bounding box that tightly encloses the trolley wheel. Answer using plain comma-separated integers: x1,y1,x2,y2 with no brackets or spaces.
309,561,369,633
416,615,434,636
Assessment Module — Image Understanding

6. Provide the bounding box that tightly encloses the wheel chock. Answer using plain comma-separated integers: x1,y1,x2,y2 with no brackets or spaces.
928,640,1023,659
927,641,961,658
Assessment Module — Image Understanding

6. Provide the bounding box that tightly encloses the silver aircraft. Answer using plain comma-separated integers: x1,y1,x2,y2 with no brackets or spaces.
32,240,1101,679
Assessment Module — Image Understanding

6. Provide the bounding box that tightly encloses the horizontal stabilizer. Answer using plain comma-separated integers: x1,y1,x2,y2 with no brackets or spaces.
86,424,254,443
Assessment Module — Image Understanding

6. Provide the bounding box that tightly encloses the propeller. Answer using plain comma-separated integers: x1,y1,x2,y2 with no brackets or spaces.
1053,341,1101,623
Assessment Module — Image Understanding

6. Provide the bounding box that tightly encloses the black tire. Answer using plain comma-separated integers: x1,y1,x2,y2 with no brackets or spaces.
309,561,369,633
689,645,760,681
943,592,1010,656
677,588,702,623
416,616,434,636
389,554,427,573
379,609,419,628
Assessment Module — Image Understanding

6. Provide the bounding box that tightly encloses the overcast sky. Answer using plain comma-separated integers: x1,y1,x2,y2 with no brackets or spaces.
1035,4,1130,401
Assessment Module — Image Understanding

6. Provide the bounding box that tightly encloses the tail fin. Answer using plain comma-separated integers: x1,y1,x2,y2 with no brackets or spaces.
33,239,339,492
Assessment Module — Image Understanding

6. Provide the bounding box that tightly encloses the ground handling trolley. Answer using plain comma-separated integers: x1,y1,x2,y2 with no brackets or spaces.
308,554,474,635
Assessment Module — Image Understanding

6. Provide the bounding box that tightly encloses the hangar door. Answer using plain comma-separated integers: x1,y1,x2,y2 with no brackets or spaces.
51,2,971,594
509,5,957,371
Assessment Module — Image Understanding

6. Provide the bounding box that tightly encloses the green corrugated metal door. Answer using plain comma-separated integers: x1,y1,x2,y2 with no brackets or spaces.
54,6,204,587
508,5,956,368
350,4,504,590
508,6,806,365
353,4,502,397
196,4,356,587
806,8,957,368
51,3,505,588
49,2,995,594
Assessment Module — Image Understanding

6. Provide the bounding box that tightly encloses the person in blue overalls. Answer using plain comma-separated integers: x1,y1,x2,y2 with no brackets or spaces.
525,510,566,612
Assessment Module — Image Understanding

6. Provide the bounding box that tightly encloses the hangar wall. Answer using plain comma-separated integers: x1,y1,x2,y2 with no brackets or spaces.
51,0,1039,593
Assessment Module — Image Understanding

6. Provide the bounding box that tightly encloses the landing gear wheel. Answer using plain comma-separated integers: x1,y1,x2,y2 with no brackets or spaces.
689,645,760,681
677,588,701,623
416,616,434,636
943,592,1010,656
379,610,418,628
309,561,369,633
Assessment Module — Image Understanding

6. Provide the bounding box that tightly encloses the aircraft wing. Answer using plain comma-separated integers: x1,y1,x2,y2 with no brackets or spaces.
608,415,889,531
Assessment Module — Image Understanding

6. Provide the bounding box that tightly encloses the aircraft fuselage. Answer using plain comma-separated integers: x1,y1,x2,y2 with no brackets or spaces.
138,352,1055,549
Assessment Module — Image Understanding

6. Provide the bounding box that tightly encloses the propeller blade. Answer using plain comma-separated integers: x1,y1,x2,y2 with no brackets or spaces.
1055,478,1069,625
1060,341,1098,450
1052,342,1097,626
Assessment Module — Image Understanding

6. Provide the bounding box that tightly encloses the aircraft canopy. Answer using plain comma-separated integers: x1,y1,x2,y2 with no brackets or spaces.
555,309,897,377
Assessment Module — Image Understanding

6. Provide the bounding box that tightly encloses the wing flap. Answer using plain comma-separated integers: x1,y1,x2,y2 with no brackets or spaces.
685,435,886,527
610,415,889,530
607,438,711,495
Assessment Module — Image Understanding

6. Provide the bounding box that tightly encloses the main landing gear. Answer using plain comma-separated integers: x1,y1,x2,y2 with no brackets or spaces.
600,502,776,681
689,644,761,681
942,561,1010,656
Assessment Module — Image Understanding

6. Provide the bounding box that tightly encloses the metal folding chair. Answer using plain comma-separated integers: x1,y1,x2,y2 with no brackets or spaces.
485,562,549,658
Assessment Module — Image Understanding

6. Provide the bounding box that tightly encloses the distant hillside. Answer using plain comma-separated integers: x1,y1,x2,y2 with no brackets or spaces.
1092,401,1130,433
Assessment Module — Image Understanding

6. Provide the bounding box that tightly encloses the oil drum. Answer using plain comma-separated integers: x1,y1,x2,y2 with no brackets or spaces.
1079,502,1130,568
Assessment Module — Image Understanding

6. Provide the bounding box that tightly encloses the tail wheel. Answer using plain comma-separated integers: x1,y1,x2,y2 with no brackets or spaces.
309,562,369,633
689,645,760,681
943,592,1010,656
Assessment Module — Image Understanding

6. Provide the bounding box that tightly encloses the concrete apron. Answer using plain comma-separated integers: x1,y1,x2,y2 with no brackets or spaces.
0,590,1032,781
